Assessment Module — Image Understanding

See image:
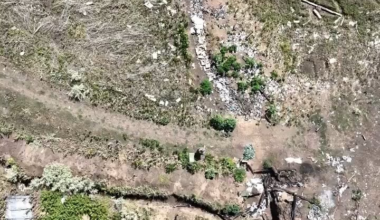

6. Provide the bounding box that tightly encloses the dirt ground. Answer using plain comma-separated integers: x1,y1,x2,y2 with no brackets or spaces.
1,0,380,219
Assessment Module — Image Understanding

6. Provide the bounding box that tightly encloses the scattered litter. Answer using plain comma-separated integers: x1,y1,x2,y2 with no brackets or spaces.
339,184,348,197
313,9,322,19
191,15,205,34
145,94,156,102
308,205,327,220
342,156,352,163
144,1,153,9
329,58,337,64
189,153,195,163
318,189,335,210
176,98,181,103
20,51,25,56
152,52,158,60
6,196,33,219
85,1,93,5
285,157,303,164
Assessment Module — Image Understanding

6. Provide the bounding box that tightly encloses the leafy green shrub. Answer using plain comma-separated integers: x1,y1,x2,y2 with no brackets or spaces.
266,103,278,124
223,118,236,133
155,116,170,126
0,124,13,137
209,115,237,132
220,157,236,173
352,189,363,201
231,71,239,78
200,79,213,96
186,162,202,174
243,144,255,160
165,163,177,173
228,45,237,53
205,168,217,180
210,115,225,131
222,204,241,216
251,76,265,94
263,158,273,169
40,191,108,220
244,57,255,69
237,81,248,92
175,148,190,168
270,70,279,80
233,168,246,183
140,139,160,150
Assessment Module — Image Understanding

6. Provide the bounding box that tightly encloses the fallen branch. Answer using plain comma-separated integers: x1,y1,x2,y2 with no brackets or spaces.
291,196,298,220
301,0,342,17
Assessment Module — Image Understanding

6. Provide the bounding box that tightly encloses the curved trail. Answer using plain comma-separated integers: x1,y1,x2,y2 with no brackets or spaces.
0,58,234,154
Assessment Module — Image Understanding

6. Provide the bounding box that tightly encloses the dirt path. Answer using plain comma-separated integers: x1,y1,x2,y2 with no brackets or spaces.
0,58,233,151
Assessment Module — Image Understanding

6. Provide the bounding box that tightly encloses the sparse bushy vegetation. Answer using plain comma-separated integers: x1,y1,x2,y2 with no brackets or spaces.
237,81,248,92
40,190,108,220
222,204,241,216
243,144,255,160
31,163,97,194
200,79,213,96
251,76,265,94
233,168,246,183
213,46,242,77
209,115,237,133
205,168,217,180
165,163,177,173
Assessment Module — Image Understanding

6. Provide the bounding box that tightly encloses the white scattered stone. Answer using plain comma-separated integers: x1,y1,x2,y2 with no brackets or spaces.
285,157,303,164
339,184,348,197
85,1,93,5
159,100,165,106
20,51,25,56
342,156,352,163
191,15,205,34
176,98,181,103
329,58,337,64
144,1,153,9
152,52,158,60
145,94,156,102
348,21,357,26
250,178,264,193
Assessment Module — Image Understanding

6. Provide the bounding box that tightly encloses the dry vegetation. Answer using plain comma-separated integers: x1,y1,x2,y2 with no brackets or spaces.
0,0,204,127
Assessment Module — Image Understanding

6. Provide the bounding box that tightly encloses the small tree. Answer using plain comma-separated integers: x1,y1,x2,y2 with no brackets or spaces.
200,79,212,96
205,168,217,180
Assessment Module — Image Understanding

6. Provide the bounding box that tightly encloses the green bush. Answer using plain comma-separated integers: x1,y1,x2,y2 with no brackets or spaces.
200,79,213,96
263,158,273,169
220,157,236,173
251,76,265,94
270,70,279,79
176,148,190,168
40,191,108,220
186,162,202,174
244,57,255,69
209,115,237,133
223,119,236,133
205,168,217,180
352,189,363,201
231,71,239,78
165,163,177,173
140,139,160,150
233,168,246,183
237,81,248,92
228,45,237,53
243,144,255,160
266,103,278,124
222,204,241,216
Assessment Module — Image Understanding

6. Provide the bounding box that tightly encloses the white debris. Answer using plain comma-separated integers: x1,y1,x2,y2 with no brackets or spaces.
348,21,357,26
285,157,303,164
249,200,267,218
176,98,181,103
319,190,335,211
308,205,328,220
19,51,25,56
339,184,348,197
159,100,165,106
61,196,66,204
167,6,177,15
329,58,337,64
144,1,153,9
342,156,352,163
190,27,196,34
152,52,158,60
85,1,93,5
250,178,264,193
145,94,156,102
191,15,205,34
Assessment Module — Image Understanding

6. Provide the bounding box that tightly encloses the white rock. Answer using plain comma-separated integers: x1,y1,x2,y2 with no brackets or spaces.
144,1,153,9
159,100,165,105
85,1,93,5
329,58,337,64
20,51,25,56
176,98,181,103
145,94,156,102
152,52,158,60
191,15,205,34
285,157,303,164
